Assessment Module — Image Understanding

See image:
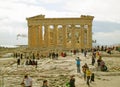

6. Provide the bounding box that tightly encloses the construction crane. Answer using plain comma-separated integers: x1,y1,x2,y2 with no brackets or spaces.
17,34,27,40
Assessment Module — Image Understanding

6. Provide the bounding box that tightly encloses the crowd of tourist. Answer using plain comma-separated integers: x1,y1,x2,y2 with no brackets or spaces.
12,45,120,87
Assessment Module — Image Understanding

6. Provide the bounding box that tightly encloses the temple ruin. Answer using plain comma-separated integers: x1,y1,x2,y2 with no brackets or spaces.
26,15,94,51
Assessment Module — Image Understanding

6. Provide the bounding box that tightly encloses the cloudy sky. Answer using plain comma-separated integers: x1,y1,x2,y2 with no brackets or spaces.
0,0,120,46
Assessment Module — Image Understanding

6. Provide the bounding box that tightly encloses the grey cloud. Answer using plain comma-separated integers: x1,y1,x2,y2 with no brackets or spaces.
93,21,120,33
0,32,27,45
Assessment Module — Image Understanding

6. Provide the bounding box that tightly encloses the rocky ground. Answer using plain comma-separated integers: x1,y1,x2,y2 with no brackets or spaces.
0,51,120,87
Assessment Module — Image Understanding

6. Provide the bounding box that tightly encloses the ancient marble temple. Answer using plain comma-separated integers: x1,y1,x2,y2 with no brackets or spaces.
26,15,94,51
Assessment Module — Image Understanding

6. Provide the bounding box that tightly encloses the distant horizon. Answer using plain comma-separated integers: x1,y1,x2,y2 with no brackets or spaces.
0,42,120,48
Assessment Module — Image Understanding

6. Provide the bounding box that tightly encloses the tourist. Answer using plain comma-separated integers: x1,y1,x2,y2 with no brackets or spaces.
29,59,32,65
25,57,29,65
92,51,96,58
73,50,76,55
55,52,58,59
90,73,95,83
96,51,100,59
100,59,108,71
84,50,87,57
69,75,75,87
17,57,20,66
21,74,32,87
52,52,55,59
82,63,89,80
81,49,84,53
15,52,18,58
86,68,91,87
20,53,23,59
75,57,81,73
35,59,38,68
91,55,95,66
41,80,48,87
97,56,102,70
32,53,35,59
107,48,111,54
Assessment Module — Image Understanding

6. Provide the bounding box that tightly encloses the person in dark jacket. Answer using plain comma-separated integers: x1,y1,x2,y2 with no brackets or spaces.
69,75,75,87
41,80,48,87
90,73,95,82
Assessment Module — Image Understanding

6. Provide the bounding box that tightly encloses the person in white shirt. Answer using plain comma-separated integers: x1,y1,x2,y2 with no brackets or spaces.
21,74,32,87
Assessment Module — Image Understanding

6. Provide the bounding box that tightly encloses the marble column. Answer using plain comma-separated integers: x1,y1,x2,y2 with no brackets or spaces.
87,25,92,49
38,25,42,48
33,25,39,48
44,25,49,47
71,24,75,49
80,24,84,49
62,25,67,48
30,25,36,48
54,25,58,47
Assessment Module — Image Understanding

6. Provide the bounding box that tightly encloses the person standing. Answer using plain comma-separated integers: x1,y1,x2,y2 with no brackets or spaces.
17,57,20,66
84,50,87,57
91,55,95,66
75,57,81,73
90,73,95,83
35,59,38,68
82,63,89,81
86,68,91,87
41,80,48,87
69,75,75,87
55,53,58,59
97,56,102,71
21,74,32,87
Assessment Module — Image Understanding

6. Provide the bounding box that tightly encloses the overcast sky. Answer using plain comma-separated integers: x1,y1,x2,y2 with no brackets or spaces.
0,0,120,46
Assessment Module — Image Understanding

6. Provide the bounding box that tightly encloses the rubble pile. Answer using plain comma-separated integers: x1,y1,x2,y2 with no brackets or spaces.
105,57,120,72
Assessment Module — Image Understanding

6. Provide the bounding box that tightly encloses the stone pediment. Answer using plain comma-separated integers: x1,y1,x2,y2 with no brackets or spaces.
27,14,45,20
27,14,94,21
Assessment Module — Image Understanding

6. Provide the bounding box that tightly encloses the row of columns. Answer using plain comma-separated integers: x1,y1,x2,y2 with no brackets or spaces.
28,24,92,49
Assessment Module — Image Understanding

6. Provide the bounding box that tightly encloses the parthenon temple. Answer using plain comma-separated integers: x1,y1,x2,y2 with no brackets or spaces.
26,15,94,51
